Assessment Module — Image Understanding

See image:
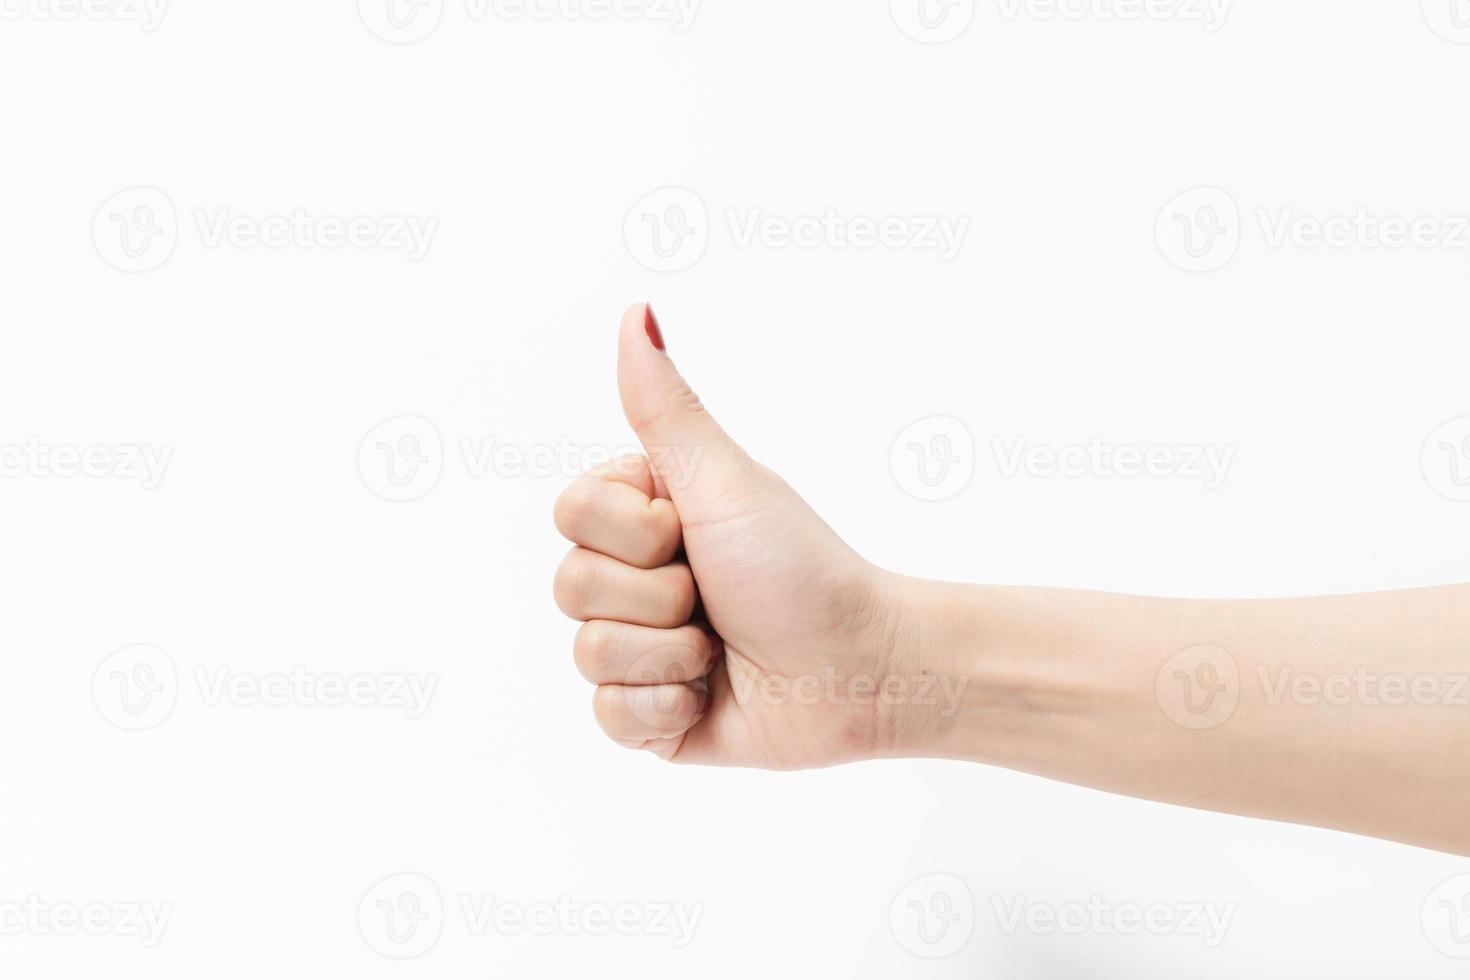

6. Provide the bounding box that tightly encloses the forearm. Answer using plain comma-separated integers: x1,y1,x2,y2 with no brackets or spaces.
880,578,1470,855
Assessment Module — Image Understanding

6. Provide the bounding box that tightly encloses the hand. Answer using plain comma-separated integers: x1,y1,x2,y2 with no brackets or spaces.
553,304,911,769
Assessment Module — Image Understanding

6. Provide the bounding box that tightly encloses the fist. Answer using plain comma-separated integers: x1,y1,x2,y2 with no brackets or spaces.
554,454,718,759
553,305,916,770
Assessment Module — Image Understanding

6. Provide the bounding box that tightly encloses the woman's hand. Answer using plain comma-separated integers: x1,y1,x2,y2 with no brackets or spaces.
553,304,915,769
553,303,1470,857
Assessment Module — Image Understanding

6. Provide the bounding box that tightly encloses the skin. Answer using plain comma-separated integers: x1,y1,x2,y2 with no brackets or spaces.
553,303,1470,857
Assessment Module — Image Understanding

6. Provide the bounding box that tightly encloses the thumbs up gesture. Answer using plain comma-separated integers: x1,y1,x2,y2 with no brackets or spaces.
553,304,919,769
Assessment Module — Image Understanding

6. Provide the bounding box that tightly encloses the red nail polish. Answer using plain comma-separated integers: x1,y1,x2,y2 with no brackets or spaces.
644,304,666,352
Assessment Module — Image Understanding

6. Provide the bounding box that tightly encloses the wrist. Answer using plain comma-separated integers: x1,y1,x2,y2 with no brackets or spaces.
866,572,986,760
870,575,1125,767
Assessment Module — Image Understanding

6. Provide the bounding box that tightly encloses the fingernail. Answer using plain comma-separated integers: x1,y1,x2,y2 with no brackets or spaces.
694,685,710,716
644,304,666,353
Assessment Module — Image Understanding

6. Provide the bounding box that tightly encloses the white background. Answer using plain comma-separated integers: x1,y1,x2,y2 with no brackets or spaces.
3,0,1470,976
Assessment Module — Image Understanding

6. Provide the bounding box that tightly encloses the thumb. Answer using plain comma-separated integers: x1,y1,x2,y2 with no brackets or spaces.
617,303,749,505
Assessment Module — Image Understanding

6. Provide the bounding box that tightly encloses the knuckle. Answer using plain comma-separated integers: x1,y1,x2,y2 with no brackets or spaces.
573,621,608,681
628,384,705,437
648,685,702,728
664,565,697,624
679,627,715,674
605,453,651,485
591,685,627,736
553,549,594,620
641,502,682,564
646,629,708,683
653,685,687,717
552,478,597,544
